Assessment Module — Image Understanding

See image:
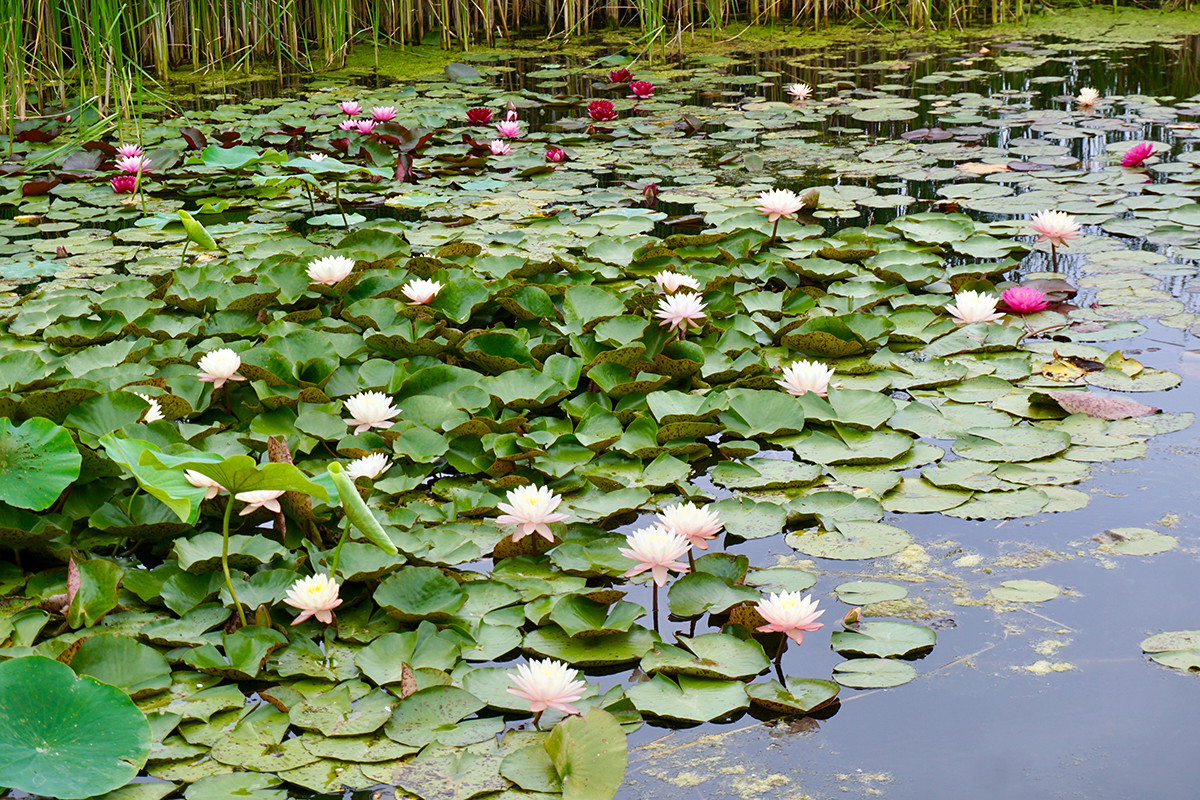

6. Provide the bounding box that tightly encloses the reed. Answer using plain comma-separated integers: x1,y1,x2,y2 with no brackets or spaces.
0,0,1155,134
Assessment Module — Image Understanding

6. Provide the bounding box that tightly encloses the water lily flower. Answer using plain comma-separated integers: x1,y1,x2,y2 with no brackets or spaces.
587,100,617,122
496,485,569,542
135,393,165,423
467,107,494,124
654,292,706,335
507,659,587,721
642,182,658,208
337,119,358,131
1030,209,1081,248
196,348,246,389
654,271,700,293
115,143,143,159
283,574,343,625
756,591,825,645
306,255,355,286
629,81,654,99
1121,142,1155,168
619,525,691,587
337,100,362,116
786,82,812,101
308,153,327,162
657,502,722,551
776,360,835,397
1076,87,1100,107
369,106,396,122
488,139,511,155
505,104,519,122
346,452,392,480
355,120,376,134
401,278,444,305
1000,286,1049,315
755,188,804,223
116,154,151,174
343,391,401,433
495,120,521,139
545,148,566,162
236,489,285,516
947,290,1004,325
608,67,633,83
843,606,862,625
185,470,226,499
110,175,137,193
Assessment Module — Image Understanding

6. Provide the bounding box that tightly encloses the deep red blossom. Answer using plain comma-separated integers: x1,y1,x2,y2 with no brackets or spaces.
587,100,617,122
466,107,493,124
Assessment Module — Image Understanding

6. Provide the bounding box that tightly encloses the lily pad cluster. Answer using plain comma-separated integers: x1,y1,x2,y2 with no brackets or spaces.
0,26,1197,800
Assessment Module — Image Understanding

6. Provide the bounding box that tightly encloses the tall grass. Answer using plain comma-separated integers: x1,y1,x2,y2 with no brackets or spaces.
0,0,1170,133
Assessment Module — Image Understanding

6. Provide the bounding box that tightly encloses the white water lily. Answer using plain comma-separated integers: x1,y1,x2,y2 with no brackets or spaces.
185,470,225,500
135,393,165,423
946,290,1004,325
402,279,444,306
507,658,586,716
306,255,355,285
196,348,246,389
343,391,401,434
1076,87,1100,106
346,452,392,480
755,188,804,222
654,292,706,334
283,574,343,625
657,502,723,550
235,489,285,516
619,525,691,587
654,271,700,293
776,360,835,397
755,591,825,644
786,82,813,101
496,485,569,541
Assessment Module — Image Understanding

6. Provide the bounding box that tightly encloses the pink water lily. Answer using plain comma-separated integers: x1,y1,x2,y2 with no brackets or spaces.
354,120,376,134
110,175,137,194
654,292,706,335
657,502,722,551
786,82,812,101
488,139,511,155
116,154,151,174
185,470,226,500
343,391,401,433
495,120,521,139
587,100,617,122
756,591,825,646
507,659,587,723
338,100,362,116
115,144,143,159
1000,286,1049,315
545,148,566,162
337,119,358,131
654,271,700,293
370,106,396,122
1120,142,1155,168
629,81,654,99
467,107,493,124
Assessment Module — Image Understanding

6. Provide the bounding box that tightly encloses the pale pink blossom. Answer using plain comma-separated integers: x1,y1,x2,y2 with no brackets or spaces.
306,255,355,285
786,83,812,101
507,659,586,716
355,120,377,134
236,489,285,516
401,278,443,305
657,502,722,550
496,485,569,542
338,119,358,131
185,470,226,500
754,188,803,222
343,391,401,434
619,525,690,587
116,155,151,174
1076,87,1100,107
488,139,511,155
283,574,343,625
1029,209,1081,248
654,271,700,293
338,101,362,116
196,348,246,389
496,120,522,139
370,106,396,122
116,144,143,159
654,293,706,334
756,591,824,644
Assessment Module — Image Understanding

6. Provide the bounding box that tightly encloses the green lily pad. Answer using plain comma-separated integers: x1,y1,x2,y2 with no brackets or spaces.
989,580,1060,603
830,621,936,658
832,658,917,688
0,417,81,511
786,522,912,560
1141,630,1200,671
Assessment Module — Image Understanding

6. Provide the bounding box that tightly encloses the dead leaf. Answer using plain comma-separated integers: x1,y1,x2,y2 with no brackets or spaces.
1038,390,1160,420
958,162,1010,175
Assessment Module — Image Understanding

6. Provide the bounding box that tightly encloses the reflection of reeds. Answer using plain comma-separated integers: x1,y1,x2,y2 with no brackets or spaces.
0,0,1155,133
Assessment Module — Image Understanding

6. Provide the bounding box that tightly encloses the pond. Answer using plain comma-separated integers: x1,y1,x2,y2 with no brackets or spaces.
1,8,1199,800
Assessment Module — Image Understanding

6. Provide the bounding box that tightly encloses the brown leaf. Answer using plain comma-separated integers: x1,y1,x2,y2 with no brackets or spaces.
55,636,90,665
1038,390,1160,420
66,558,80,607
957,162,1009,175
399,663,418,699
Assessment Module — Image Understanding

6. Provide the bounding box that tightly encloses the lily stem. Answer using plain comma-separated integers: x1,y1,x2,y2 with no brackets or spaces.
652,583,659,633
222,494,248,628
1050,242,1058,272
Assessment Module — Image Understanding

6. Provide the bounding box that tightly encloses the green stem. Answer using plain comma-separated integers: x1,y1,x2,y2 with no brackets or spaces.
327,524,351,578
222,494,248,627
